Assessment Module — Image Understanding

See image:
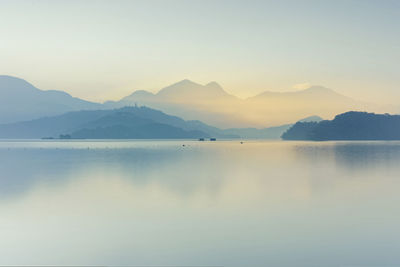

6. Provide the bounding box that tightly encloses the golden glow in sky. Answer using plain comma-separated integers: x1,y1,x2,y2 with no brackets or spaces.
0,0,399,104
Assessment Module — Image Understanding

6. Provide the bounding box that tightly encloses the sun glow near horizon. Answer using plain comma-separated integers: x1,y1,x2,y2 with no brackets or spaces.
0,0,399,105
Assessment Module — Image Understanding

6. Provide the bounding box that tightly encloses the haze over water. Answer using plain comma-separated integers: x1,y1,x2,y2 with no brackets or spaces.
0,140,399,267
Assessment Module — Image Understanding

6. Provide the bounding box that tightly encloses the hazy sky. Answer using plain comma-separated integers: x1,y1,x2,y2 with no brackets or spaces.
0,0,399,103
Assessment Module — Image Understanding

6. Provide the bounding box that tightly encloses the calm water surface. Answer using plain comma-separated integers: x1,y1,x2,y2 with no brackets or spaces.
0,140,399,267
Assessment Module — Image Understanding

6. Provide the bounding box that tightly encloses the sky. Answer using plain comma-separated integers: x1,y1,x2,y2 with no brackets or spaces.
0,0,399,103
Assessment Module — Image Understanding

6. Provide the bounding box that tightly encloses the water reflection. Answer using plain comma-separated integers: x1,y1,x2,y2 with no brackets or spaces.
333,142,400,170
0,140,400,266
292,141,400,176
2,140,400,200
0,142,229,199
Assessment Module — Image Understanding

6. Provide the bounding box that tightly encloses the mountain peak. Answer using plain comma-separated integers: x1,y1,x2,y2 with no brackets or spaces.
298,115,323,123
129,90,154,97
173,79,201,87
156,79,202,97
206,81,221,87
0,75,39,93
156,79,233,99
301,85,335,94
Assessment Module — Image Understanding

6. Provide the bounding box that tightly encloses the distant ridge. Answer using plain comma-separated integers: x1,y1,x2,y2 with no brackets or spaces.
0,75,101,124
0,105,321,140
249,86,344,99
0,75,390,127
113,79,237,104
107,81,372,128
221,115,323,139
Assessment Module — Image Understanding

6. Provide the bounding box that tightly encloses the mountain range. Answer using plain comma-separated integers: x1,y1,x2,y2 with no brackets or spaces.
0,105,322,139
0,75,392,129
105,80,368,128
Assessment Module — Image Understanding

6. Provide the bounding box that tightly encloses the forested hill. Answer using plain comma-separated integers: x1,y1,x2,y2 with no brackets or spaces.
282,112,400,141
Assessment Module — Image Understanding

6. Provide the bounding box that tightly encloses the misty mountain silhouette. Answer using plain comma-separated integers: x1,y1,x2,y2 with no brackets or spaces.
221,116,323,139
0,75,381,128
107,81,370,128
157,79,234,99
282,111,400,141
0,75,101,124
119,79,236,103
105,79,242,127
0,106,230,139
0,104,322,139
249,86,347,100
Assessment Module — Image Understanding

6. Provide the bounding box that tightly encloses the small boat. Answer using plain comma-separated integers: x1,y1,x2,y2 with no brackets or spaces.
210,138,216,141
198,138,205,141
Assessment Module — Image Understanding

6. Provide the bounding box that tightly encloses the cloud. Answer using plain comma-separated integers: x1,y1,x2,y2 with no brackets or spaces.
292,82,312,90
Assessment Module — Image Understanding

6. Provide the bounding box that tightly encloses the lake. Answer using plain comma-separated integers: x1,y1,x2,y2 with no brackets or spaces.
0,140,400,267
